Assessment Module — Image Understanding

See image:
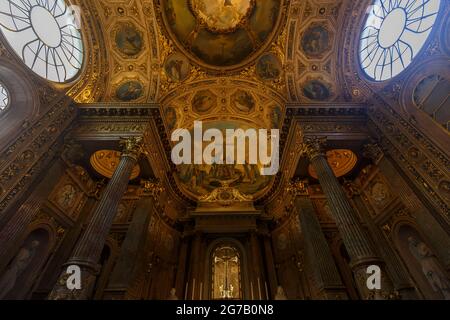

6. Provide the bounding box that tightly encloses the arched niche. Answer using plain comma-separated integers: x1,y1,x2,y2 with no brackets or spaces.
0,227,53,299
93,239,119,300
393,222,450,299
0,58,39,150
204,238,249,300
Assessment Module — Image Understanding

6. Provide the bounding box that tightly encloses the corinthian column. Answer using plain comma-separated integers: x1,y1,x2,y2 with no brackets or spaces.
303,137,391,299
49,137,143,300
343,180,417,299
288,180,348,299
363,142,450,270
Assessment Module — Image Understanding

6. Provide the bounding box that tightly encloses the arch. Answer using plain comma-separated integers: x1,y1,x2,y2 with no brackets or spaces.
203,238,249,300
0,0,84,84
399,58,450,143
392,221,450,299
0,58,39,150
0,225,54,299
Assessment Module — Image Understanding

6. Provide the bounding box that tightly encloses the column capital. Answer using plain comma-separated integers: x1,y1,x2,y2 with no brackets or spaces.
363,141,384,164
303,136,327,161
140,179,164,199
287,179,309,196
120,136,143,160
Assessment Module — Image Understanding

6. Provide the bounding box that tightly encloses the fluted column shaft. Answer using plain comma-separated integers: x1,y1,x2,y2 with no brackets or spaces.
364,143,450,269
349,189,418,299
304,138,390,298
311,156,375,261
262,234,278,299
175,237,190,298
49,138,142,300
291,184,348,299
70,154,137,265
250,232,263,300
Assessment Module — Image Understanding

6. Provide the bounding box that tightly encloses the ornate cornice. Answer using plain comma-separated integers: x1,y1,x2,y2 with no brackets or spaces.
286,103,368,118
77,103,160,118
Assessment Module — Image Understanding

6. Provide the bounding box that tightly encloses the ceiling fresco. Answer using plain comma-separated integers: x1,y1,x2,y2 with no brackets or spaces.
160,0,284,69
69,0,365,202
176,121,273,198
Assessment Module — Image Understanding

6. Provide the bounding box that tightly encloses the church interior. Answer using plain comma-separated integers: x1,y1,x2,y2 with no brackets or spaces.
0,0,449,300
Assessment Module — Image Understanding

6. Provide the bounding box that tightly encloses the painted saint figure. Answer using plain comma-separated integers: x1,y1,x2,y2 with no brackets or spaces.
408,236,450,299
0,240,40,299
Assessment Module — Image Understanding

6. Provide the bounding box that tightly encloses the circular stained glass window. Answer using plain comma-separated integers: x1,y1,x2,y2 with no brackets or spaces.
0,82,9,111
0,0,84,83
359,0,441,81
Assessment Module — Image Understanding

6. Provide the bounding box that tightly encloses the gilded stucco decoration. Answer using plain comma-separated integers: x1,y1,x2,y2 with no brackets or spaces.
158,0,285,70
284,0,342,102
64,0,109,103
93,0,161,102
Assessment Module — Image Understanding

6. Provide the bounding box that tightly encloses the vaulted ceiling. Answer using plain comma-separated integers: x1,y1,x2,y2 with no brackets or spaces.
67,0,373,202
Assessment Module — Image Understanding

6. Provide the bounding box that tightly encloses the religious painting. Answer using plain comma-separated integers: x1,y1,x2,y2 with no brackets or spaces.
211,245,242,300
163,0,281,67
56,184,77,210
116,81,144,101
176,121,272,197
301,24,331,58
190,0,255,33
256,53,282,80
192,90,218,113
165,106,178,132
115,24,143,56
0,229,50,299
231,90,255,113
302,80,331,101
164,53,191,82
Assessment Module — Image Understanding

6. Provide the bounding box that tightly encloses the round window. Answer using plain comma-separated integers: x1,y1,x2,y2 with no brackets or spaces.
0,82,10,112
0,0,84,83
359,0,441,81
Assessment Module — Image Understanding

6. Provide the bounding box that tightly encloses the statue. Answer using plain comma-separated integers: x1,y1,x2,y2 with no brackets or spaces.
168,288,179,300
408,236,450,299
0,240,40,299
274,286,287,300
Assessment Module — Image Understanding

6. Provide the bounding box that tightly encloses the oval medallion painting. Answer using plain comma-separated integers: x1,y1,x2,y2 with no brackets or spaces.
116,81,144,101
256,53,282,81
115,24,143,57
163,0,282,68
302,80,331,101
164,53,191,82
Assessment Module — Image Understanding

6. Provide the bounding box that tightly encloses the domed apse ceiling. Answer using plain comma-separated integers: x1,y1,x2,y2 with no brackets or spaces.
82,0,355,203
162,82,284,200
161,0,283,68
